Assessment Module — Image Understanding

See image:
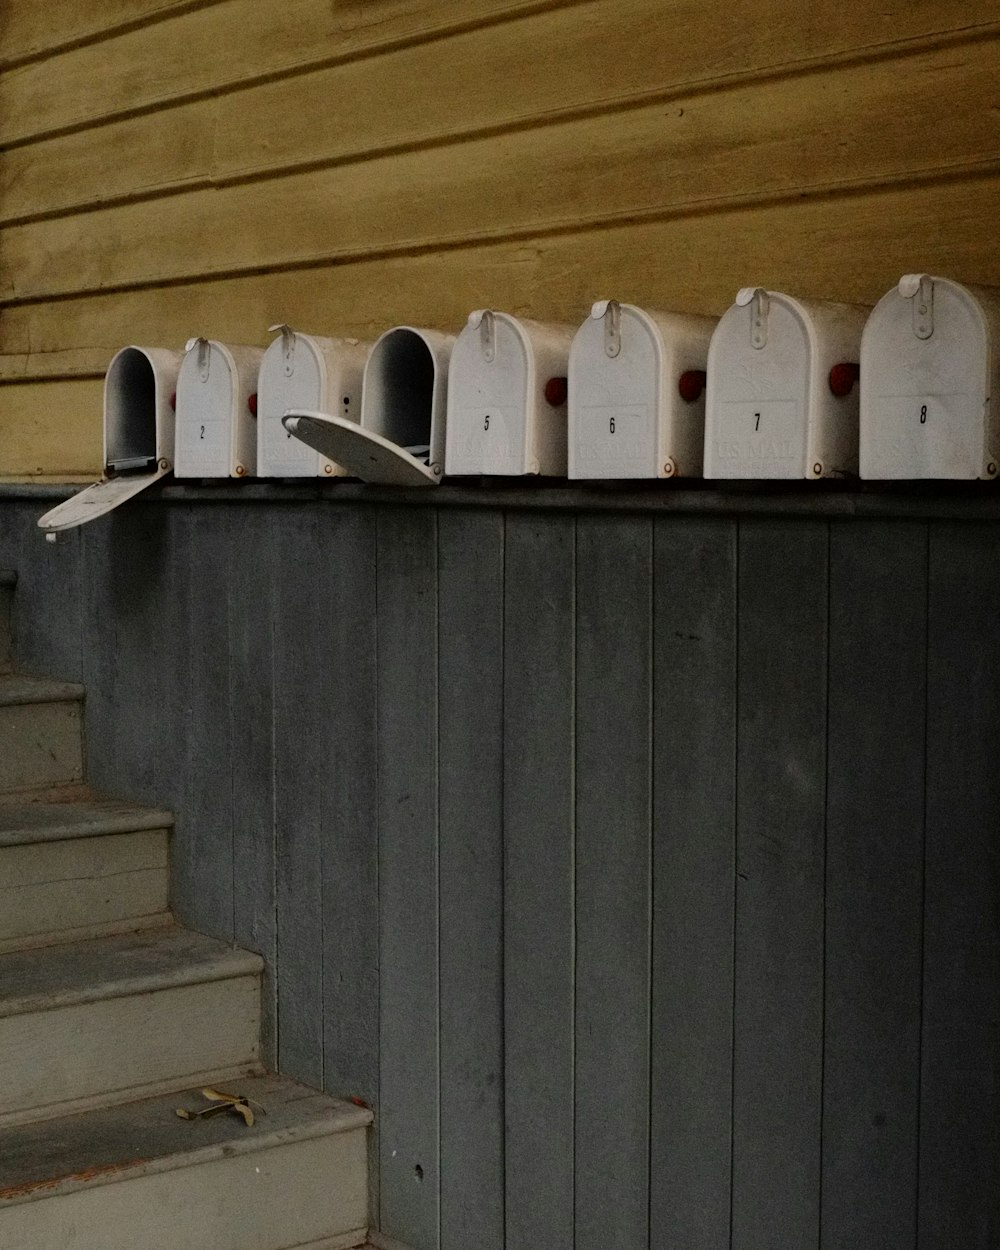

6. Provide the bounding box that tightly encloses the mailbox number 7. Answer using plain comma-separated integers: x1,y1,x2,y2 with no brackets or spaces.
753,412,761,431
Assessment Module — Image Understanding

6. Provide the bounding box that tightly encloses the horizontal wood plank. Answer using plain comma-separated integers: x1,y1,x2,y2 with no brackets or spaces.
2,170,998,389
0,0,218,68
0,0,583,146
3,39,996,305
3,12,997,225
0,379,103,477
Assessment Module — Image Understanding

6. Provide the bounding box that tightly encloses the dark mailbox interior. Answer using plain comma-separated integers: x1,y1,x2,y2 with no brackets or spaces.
105,348,159,472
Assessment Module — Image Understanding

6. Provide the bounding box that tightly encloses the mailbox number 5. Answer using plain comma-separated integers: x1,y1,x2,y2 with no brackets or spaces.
484,414,490,431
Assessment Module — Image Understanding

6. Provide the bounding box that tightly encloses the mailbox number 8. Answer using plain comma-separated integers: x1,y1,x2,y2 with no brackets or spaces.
609,416,616,435
920,404,928,424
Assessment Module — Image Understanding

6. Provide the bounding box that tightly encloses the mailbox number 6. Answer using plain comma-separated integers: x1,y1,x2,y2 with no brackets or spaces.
609,416,616,435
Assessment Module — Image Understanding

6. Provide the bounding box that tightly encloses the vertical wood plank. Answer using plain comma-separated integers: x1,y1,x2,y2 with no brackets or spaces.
175,503,234,941
921,522,1000,1248
12,502,85,682
823,521,925,1248
272,505,327,1088
377,505,440,1250
732,519,828,1249
322,505,380,1221
81,505,173,805
228,505,277,1066
437,509,505,1250
574,514,652,1250
503,511,575,1250
650,516,737,1250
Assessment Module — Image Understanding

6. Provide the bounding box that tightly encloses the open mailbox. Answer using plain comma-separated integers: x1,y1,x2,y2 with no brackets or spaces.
568,300,716,479
444,311,574,476
283,326,454,487
256,325,368,477
174,338,264,479
704,288,867,479
860,274,1000,480
38,345,183,535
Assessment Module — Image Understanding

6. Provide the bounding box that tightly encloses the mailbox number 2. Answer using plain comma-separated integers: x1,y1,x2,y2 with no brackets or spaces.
200,425,205,440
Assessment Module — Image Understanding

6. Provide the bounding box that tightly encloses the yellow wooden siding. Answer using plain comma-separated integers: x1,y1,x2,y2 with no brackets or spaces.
1,0,998,478
0,380,104,478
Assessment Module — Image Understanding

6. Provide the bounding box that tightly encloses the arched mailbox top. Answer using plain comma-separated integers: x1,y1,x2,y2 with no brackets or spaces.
174,338,264,479
569,301,715,480
705,290,867,480
860,275,1000,480
257,326,368,477
446,312,574,477
104,344,181,472
361,326,454,479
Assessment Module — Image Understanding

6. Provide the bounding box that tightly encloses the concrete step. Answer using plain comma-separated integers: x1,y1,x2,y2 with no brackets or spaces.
0,1074,371,1250
0,571,14,675
0,673,85,793
0,797,174,953
0,926,263,1128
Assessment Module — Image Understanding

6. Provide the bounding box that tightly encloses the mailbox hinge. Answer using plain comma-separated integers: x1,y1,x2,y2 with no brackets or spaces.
269,323,297,375
899,274,934,340
185,336,211,382
736,287,769,350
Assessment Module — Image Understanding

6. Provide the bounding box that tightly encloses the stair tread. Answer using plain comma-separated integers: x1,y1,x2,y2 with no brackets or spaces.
0,673,85,707
0,796,174,847
0,1073,371,1208
0,925,263,1018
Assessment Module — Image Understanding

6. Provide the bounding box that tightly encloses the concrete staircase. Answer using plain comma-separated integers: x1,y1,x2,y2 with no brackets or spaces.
0,571,372,1250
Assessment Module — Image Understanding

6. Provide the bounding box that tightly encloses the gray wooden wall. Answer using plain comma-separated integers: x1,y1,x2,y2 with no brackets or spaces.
1,490,997,1250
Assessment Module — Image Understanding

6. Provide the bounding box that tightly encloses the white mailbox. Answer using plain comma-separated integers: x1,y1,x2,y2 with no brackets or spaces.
704,288,867,479
174,338,264,479
38,344,183,535
444,311,574,477
256,324,368,478
568,300,716,478
860,274,1000,480
284,326,454,487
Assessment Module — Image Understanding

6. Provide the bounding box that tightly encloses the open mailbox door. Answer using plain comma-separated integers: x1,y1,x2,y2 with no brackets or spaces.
284,326,454,486
38,345,183,535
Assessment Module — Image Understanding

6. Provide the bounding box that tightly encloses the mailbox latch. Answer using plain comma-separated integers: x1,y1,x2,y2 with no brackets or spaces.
899,274,934,340
473,310,496,363
590,299,621,358
736,287,769,350
185,336,211,382
269,323,297,376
